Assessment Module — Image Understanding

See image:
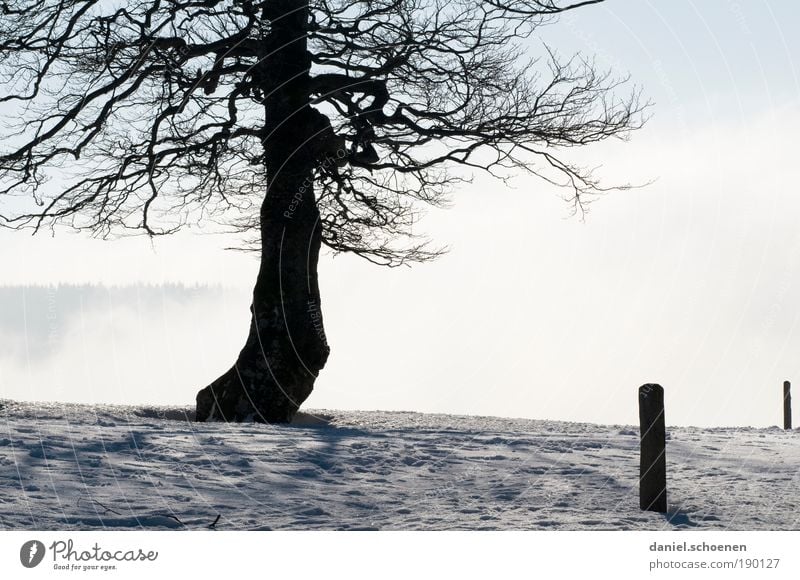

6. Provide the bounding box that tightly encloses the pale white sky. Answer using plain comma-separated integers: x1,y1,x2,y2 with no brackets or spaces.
2,1,800,427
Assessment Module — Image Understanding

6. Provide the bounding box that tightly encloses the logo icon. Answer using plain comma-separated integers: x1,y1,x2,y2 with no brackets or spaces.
20,540,46,568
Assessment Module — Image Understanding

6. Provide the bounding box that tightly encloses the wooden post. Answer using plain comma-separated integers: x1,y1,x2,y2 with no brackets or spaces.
639,383,667,512
784,381,792,430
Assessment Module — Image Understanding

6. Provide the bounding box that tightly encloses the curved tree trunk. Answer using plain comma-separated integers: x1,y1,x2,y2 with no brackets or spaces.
195,165,329,423
196,0,329,423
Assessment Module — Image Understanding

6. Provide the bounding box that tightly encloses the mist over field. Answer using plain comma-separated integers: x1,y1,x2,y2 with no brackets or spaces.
0,284,248,406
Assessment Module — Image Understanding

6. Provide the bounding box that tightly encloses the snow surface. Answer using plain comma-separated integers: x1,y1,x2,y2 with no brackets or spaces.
1,399,798,530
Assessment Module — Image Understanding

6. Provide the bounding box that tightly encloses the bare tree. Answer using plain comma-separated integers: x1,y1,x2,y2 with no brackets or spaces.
0,0,645,422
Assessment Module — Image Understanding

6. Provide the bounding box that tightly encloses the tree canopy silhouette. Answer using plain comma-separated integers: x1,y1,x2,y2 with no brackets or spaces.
0,0,645,422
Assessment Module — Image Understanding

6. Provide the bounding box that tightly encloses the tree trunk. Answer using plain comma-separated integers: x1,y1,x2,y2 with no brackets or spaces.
195,0,329,423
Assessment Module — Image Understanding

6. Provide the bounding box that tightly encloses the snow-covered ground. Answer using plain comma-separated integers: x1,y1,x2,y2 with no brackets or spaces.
1,399,798,530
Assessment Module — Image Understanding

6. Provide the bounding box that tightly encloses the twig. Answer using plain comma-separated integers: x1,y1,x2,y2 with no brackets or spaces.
78,496,121,516
208,514,221,529
161,514,186,526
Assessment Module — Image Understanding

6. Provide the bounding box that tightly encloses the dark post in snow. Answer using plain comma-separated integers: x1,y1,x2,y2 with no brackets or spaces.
639,383,667,512
784,381,792,430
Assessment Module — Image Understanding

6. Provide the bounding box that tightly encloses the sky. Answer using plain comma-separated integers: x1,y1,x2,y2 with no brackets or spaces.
1,0,799,427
